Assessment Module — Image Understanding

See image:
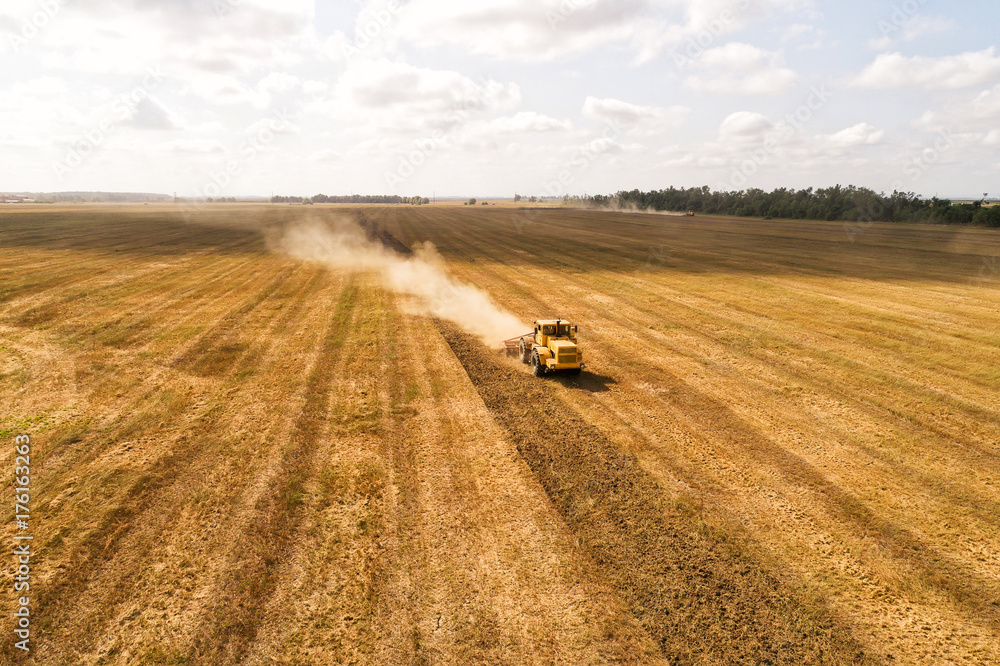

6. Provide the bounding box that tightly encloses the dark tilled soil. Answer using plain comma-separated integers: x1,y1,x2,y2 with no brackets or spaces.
358,212,412,255
439,321,875,665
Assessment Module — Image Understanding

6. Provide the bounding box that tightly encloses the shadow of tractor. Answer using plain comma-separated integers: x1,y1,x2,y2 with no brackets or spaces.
554,370,616,393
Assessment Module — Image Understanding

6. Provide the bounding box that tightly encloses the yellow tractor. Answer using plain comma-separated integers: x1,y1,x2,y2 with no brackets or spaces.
503,319,584,376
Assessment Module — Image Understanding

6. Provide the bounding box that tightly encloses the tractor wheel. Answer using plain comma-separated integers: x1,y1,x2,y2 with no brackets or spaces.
531,353,545,377
520,341,531,364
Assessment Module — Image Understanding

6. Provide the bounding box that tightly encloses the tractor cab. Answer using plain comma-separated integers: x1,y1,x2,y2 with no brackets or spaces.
535,319,577,346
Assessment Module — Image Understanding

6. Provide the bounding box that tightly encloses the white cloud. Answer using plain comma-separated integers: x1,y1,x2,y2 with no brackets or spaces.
685,43,798,94
854,48,1000,89
381,0,812,65
28,0,311,79
912,85,1000,132
909,84,1000,160
305,60,522,137
782,23,825,50
783,23,815,41
683,0,811,27
258,72,302,94
822,123,884,147
677,110,899,191
718,111,774,139
442,113,575,154
126,96,183,130
244,116,298,138
0,132,49,149
0,77,90,143
310,148,342,162
700,42,767,68
337,59,520,114
666,0,815,65
582,96,690,127
302,80,328,95
150,138,227,154
971,86,1000,120
389,0,654,62
8,76,67,96
486,112,573,133
868,15,954,50
183,74,271,108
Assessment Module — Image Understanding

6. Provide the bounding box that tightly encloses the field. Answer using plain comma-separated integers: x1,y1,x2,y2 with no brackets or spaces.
1,203,999,664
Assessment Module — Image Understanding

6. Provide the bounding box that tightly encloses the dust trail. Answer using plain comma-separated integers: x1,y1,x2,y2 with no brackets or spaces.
589,200,691,216
560,200,691,216
276,217,528,344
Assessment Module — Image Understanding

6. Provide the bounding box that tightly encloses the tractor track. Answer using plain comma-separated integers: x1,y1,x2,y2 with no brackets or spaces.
438,322,874,664
357,212,413,255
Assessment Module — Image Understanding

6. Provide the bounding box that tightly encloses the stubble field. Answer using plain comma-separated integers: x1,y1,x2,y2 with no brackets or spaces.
1,203,999,664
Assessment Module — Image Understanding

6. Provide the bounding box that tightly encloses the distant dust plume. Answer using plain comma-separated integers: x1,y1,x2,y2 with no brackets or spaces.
277,217,528,344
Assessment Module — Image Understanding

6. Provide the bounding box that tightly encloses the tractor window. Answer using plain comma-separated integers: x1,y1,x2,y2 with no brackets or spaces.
542,325,555,335
557,324,569,335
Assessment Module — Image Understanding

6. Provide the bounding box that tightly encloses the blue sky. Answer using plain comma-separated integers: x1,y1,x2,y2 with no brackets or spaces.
1,0,998,198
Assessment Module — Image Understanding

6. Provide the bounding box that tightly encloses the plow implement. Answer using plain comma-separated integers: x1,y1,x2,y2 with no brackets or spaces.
502,333,533,358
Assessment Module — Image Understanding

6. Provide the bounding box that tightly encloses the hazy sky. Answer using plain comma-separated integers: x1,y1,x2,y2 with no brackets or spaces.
2,0,997,198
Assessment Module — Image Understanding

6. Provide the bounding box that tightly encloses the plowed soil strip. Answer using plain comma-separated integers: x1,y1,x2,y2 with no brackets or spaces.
438,322,873,664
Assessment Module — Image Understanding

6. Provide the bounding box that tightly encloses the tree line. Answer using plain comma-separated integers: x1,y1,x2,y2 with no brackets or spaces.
271,194,430,205
587,185,1000,227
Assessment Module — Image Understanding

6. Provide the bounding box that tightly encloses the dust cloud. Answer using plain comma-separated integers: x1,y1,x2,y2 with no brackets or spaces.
594,200,690,216
277,217,529,345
